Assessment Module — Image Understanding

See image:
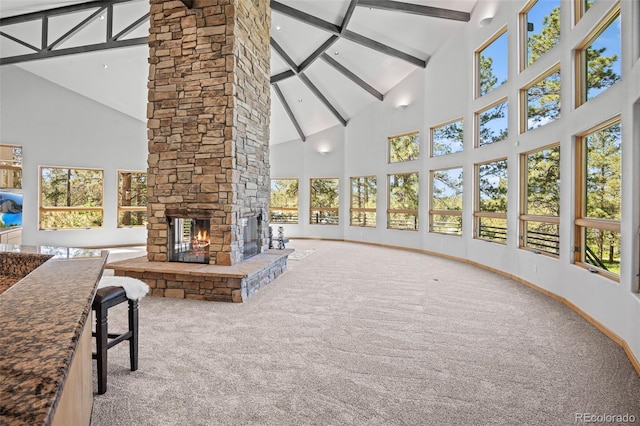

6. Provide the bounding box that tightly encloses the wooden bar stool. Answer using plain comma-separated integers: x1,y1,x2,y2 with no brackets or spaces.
92,275,148,395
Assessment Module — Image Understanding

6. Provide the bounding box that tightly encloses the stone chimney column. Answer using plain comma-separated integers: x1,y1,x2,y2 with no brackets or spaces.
146,0,271,265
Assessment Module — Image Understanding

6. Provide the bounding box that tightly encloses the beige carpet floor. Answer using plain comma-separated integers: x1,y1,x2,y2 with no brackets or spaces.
91,240,640,425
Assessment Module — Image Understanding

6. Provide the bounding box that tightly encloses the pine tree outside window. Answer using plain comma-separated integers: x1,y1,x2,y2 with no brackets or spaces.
350,176,376,227
575,118,621,279
431,119,463,156
475,159,508,244
270,178,299,224
476,98,508,147
39,166,103,230
476,28,508,97
520,144,560,255
388,131,419,163
118,170,147,228
430,167,463,235
521,66,561,132
521,0,560,69
388,172,419,231
310,178,339,225
0,145,22,189
576,7,621,106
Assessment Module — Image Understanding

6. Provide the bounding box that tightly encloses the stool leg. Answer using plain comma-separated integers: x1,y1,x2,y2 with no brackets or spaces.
96,305,109,395
128,299,139,372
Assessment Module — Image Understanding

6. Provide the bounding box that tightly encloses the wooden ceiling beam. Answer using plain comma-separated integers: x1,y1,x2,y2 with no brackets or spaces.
321,53,383,101
357,0,470,22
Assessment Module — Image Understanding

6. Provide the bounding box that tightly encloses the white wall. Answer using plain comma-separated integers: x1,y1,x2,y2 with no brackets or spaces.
270,0,640,366
0,65,147,247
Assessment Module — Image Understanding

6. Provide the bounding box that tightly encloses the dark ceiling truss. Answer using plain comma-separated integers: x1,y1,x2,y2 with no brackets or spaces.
0,0,148,65
320,53,383,101
273,83,306,142
357,0,471,22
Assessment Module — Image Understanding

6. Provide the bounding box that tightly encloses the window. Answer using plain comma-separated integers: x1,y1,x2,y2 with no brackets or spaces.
476,98,508,147
118,170,147,228
430,167,463,235
431,119,463,156
310,178,339,225
575,118,621,278
270,178,299,224
350,176,376,227
475,159,508,244
0,144,22,189
388,172,419,231
576,7,621,106
388,131,419,163
522,66,561,132
39,166,103,230
477,28,508,97
522,0,560,69
575,0,597,23
520,144,560,255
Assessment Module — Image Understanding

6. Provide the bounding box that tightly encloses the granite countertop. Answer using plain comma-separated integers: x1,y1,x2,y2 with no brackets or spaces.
0,246,108,425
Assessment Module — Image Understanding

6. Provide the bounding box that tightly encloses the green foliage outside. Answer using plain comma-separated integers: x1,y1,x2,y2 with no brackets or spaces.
478,160,507,213
310,178,339,225
526,146,560,216
432,168,462,211
389,132,419,163
40,167,103,229
270,179,299,224
351,176,377,227
388,173,418,230
119,171,147,227
432,120,463,156
478,100,508,146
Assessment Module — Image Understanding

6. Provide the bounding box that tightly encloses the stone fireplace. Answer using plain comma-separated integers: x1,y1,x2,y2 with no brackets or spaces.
108,0,291,303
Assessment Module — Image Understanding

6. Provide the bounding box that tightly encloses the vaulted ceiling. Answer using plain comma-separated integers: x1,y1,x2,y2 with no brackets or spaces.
0,0,478,144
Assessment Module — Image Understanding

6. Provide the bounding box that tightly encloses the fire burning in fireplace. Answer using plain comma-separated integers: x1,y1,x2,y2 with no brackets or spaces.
168,218,211,264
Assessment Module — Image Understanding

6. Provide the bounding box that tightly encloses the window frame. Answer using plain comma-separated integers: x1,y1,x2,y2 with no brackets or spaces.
350,175,377,228
519,143,561,257
39,165,104,230
574,116,621,281
520,64,561,134
429,167,463,236
430,117,464,157
475,97,509,148
520,0,561,71
474,158,508,244
0,144,22,190
117,169,147,228
388,131,420,164
387,172,419,231
270,178,299,224
309,177,339,226
475,26,508,99
574,5,621,108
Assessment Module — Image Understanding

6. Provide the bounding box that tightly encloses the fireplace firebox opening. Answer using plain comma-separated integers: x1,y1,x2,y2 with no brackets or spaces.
168,217,210,264
242,214,262,260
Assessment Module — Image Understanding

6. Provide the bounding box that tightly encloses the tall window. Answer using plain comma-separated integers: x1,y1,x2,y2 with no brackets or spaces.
576,7,621,106
475,159,508,244
520,145,560,255
0,145,22,189
388,131,420,163
388,172,419,231
575,0,597,23
522,0,560,69
118,170,147,228
310,178,339,225
39,166,103,230
430,167,463,235
431,119,463,156
522,66,561,132
270,178,299,224
476,28,508,97
350,176,377,227
476,98,508,147
575,118,621,278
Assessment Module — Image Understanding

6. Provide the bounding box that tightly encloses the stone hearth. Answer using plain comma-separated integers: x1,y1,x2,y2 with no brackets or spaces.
108,249,291,303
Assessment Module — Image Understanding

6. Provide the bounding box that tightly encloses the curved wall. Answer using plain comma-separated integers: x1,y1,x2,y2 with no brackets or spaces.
270,0,640,368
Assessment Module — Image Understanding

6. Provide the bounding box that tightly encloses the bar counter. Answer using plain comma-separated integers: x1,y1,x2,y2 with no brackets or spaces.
0,244,108,425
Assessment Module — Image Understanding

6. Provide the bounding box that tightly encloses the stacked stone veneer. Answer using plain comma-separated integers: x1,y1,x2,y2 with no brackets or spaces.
114,253,288,302
147,0,271,266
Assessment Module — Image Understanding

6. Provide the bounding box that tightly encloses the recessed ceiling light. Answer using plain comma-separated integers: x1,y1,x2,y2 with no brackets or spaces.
275,26,282,32
334,51,339,56
100,15,105,20
103,64,108,69
297,98,303,103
